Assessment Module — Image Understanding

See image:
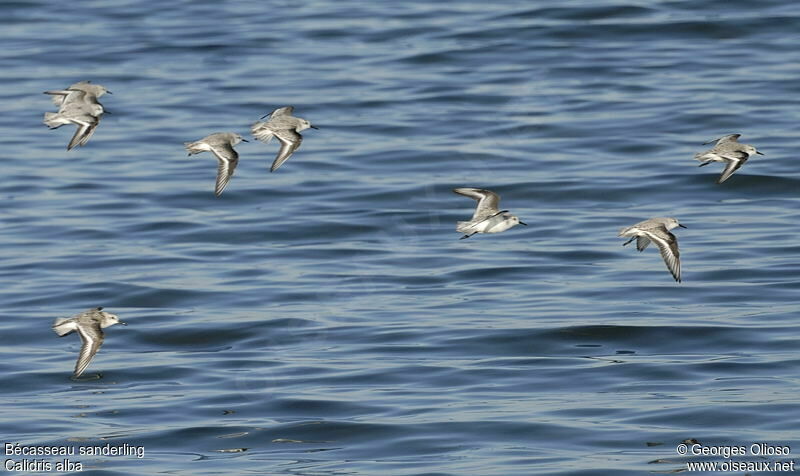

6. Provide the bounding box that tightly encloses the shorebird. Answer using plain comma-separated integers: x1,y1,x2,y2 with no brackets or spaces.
251,106,317,172
184,132,248,197
695,134,763,184
45,80,110,107
52,307,127,379
453,188,527,239
619,217,686,282
43,81,110,150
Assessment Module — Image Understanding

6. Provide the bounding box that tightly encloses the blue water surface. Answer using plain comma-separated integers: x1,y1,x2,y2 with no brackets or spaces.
1,1,799,474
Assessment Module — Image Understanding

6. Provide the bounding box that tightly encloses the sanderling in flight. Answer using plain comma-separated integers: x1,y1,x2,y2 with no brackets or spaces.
46,80,111,107
52,307,127,379
185,132,248,197
619,217,686,282
43,81,110,150
453,187,527,239
695,134,763,184
251,106,317,172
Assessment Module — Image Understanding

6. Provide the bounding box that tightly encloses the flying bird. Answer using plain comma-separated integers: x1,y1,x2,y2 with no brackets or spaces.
43,81,110,150
695,134,763,184
619,217,686,282
453,188,527,239
251,106,317,172
52,307,127,379
185,132,248,197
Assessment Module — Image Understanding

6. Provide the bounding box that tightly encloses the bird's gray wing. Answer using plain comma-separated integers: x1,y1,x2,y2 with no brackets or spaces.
77,117,101,147
704,133,741,145
45,88,87,104
58,90,91,110
649,228,681,282
44,89,71,97
44,89,72,107
716,153,748,184
209,143,239,197
66,117,97,150
271,129,302,172
453,188,501,221
74,323,104,378
636,235,651,252
270,106,294,118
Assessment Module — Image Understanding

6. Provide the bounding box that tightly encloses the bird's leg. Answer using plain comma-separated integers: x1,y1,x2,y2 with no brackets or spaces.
622,236,636,246
460,233,474,240
698,162,711,167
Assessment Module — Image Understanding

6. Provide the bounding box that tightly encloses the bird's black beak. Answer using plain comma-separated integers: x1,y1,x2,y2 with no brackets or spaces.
119,321,128,326
241,139,249,142
756,151,764,155
107,91,113,94
310,125,319,129
259,113,270,119
679,224,687,228
519,221,528,226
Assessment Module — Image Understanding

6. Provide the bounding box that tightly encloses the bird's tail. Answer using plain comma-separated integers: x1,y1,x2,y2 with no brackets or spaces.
52,318,73,336
184,142,202,155
694,153,713,165
456,221,472,233
251,126,274,143
43,112,67,129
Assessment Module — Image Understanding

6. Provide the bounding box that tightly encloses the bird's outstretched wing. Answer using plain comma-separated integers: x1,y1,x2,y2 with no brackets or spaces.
703,133,741,145
453,188,501,221
648,227,681,282
261,106,294,120
716,152,749,184
74,324,104,378
270,129,302,172
209,142,240,197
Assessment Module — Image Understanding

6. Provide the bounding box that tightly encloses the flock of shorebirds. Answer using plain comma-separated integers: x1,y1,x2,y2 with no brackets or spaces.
452,132,763,284
43,80,765,378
